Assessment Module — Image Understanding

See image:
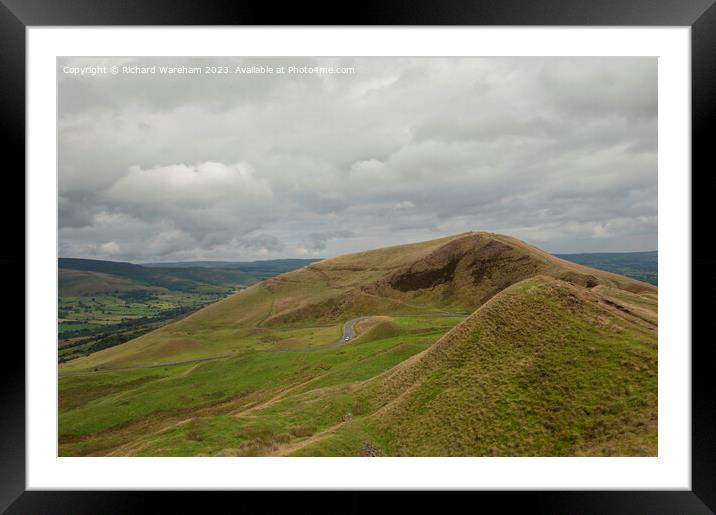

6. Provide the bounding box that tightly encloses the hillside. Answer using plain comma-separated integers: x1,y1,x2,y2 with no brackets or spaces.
290,276,657,456
58,257,316,362
60,232,654,372
58,232,657,457
58,269,154,296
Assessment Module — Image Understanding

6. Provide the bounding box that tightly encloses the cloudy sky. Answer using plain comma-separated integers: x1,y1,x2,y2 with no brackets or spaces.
58,57,657,262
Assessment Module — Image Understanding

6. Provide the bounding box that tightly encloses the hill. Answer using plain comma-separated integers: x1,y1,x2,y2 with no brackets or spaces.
142,258,321,272
58,232,657,457
556,251,657,285
60,232,654,372
290,276,657,456
58,269,155,296
58,257,296,295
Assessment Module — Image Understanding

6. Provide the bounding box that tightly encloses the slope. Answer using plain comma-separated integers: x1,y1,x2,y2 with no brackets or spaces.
288,275,657,457
60,232,655,372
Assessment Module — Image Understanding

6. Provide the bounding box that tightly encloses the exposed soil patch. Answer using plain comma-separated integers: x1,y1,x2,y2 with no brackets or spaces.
467,240,527,284
386,236,545,303
390,255,462,292
602,298,631,314
560,271,600,289
590,295,657,332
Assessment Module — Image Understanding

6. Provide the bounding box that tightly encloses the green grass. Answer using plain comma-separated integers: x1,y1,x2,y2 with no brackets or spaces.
58,315,462,456
57,233,657,457
295,276,657,457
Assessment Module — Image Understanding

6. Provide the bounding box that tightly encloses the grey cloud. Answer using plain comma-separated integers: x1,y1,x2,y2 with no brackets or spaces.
237,234,284,253
58,57,657,261
306,231,354,252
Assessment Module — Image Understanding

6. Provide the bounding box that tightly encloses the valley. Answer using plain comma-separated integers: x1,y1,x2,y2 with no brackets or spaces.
57,258,318,362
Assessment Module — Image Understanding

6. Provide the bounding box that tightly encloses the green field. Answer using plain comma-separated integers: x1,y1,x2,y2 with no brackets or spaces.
59,291,225,332
58,291,232,362
59,315,464,456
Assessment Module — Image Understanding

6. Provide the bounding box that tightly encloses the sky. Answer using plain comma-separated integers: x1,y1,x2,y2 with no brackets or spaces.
58,57,657,262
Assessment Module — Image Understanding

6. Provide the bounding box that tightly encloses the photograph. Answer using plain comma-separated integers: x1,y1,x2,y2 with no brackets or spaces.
56,56,658,458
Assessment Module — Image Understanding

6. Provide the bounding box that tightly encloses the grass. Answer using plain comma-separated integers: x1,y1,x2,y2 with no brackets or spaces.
60,232,654,372
58,232,658,457
296,276,657,457
58,314,462,456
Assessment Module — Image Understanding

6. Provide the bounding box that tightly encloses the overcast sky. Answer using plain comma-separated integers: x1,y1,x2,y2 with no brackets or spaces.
58,57,657,262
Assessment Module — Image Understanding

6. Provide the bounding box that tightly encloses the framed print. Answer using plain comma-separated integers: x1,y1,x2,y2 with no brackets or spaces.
3,0,715,512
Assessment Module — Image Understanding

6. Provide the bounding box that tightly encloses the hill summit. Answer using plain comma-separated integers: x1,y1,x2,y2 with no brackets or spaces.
60,232,655,372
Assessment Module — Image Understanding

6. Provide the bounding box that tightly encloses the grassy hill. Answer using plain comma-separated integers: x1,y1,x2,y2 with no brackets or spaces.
58,232,657,457
291,276,656,456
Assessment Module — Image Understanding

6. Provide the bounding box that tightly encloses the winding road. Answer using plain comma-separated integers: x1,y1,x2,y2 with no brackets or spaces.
64,313,469,374
279,316,370,353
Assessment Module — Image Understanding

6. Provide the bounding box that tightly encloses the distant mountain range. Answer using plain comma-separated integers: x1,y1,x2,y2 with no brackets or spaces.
58,257,320,296
141,258,322,274
555,250,657,285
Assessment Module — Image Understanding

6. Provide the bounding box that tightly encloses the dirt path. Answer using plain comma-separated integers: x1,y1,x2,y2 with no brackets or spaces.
269,421,346,456
230,377,319,417
106,417,195,457
59,353,233,377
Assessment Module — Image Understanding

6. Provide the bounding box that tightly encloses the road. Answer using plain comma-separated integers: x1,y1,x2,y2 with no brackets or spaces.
65,312,469,373
281,311,468,353
279,316,370,352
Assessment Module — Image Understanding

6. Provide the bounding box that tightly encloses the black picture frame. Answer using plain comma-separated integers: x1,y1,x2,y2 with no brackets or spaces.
2,0,713,512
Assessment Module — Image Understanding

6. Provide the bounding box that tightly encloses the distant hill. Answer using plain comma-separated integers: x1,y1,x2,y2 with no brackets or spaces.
58,269,155,297
556,251,657,285
58,257,317,296
143,258,321,272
